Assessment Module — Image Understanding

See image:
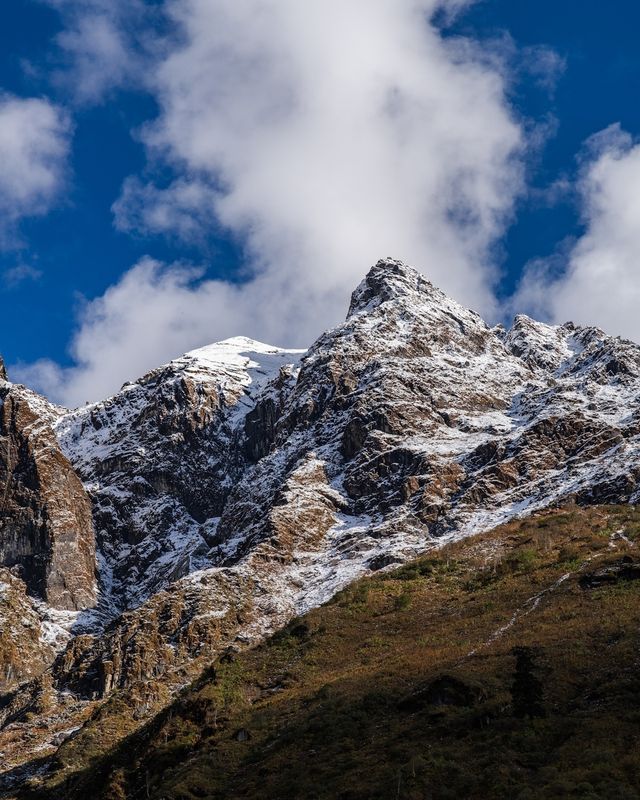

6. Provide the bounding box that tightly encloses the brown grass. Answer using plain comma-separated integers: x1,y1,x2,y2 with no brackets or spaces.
23,504,640,800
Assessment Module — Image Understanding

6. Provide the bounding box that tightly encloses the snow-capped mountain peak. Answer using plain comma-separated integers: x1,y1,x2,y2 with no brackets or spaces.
3,258,640,753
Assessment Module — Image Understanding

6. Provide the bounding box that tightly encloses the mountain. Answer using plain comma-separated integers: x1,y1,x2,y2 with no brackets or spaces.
2,258,640,793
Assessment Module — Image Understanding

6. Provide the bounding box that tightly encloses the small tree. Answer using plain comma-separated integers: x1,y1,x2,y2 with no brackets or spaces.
511,646,545,719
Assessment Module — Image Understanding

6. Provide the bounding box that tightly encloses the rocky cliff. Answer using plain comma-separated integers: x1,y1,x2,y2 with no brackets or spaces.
2,258,640,784
0,382,96,613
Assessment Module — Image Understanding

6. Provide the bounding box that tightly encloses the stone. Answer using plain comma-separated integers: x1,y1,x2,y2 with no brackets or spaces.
0,384,96,611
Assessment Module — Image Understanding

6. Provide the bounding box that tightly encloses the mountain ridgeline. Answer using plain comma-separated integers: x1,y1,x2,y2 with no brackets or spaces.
1,259,640,797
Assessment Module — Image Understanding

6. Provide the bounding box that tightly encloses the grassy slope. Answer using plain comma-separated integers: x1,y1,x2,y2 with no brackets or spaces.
24,505,640,800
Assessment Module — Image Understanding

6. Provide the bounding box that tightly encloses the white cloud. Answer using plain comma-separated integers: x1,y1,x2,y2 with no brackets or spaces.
13,258,279,404
112,176,216,243
0,94,71,242
137,0,523,314
514,124,640,343
521,45,566,93
14,257,360,405
22,0,528,405
45,0,154,103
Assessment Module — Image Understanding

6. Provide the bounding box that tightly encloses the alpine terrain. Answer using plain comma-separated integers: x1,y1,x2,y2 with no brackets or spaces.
1,259,640,799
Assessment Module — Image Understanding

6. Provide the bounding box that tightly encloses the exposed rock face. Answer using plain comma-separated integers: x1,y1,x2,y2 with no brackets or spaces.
0,568,56,694
0,380,96,612
4,257,640,776
35,258,640,698
53,338,303,619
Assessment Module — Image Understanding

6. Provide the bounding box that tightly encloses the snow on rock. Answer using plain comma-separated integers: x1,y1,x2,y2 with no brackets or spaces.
50,337,303,621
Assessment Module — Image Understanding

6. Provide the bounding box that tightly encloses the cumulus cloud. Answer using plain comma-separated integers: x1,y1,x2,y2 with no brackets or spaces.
15,257,364,405
135,0,524,314
13,258,286,404
23,0,528,406
513,124,640,343
0,94,71,243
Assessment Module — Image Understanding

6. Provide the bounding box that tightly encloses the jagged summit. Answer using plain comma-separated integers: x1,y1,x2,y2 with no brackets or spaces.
0,355,7,382
347,257,442,316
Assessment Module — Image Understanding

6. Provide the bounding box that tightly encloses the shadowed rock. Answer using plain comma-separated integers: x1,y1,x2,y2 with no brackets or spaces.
0,382,96,611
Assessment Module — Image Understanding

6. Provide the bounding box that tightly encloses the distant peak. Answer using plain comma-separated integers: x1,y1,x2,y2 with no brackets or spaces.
0,355,7,382
192,336,281,354
347,258,437,317
185,337,305,362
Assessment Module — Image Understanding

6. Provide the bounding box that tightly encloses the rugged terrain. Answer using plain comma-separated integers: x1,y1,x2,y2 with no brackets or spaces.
15,505,640,799
2,258,640,794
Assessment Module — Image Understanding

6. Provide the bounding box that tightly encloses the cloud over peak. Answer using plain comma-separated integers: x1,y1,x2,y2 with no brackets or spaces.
21,0,527,406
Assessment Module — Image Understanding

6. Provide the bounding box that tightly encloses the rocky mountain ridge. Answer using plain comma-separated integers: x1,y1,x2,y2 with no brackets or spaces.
2,258,640,780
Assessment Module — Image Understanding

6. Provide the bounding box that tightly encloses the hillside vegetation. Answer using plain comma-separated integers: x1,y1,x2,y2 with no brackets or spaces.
19,504,640,800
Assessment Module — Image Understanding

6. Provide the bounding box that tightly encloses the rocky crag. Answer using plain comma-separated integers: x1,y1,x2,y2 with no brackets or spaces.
2,258,640,782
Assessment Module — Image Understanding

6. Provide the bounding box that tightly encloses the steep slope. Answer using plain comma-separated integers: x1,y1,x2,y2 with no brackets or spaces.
17,504,640,800
54,337,303,620
3,258,640,786
0,379,96,613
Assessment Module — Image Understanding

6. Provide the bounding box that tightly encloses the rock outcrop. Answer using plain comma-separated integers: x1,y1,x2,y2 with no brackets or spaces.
0,568,56,694
0,379,96,613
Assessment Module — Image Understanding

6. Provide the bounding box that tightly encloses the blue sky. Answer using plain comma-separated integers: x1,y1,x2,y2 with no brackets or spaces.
2,0,640,405
452,0,640,297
